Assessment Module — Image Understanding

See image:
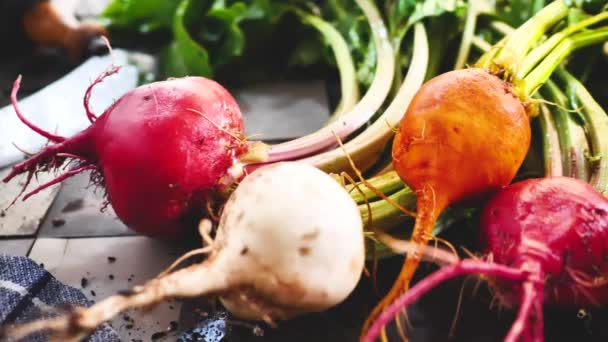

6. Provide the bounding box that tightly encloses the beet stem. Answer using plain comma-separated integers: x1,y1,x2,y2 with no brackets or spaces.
11,76,66,143
22,165,96,200
362,260,526,342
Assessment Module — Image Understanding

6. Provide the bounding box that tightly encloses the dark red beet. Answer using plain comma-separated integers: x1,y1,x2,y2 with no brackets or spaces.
3,70,246,237
364,177,608,342
481,177,608,308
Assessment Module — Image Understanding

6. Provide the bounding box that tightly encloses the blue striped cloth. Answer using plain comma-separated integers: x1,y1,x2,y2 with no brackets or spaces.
0,254,120,341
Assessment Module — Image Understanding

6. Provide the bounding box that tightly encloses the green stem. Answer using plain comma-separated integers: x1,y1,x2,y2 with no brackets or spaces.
541,80,589,180
557,67,608,194
475,35,507,68
491,21,515,35
471,35,493,52
519,11,608,79
297,12,360,123
492,0,569,69
304,23,428,175
474,21,513,68
348,171,404,204
568,115,591,181
359,187,416,232
543,80,574,175
454,0,480,69
257,0,394,164
537,101,564,177
391,46,404,96
524,27,608,95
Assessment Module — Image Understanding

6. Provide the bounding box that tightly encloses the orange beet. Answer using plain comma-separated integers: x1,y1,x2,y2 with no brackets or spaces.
363,68,532,336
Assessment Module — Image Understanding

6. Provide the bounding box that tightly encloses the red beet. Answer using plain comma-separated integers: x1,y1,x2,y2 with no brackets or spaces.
364,177,608,342
3,70,247,237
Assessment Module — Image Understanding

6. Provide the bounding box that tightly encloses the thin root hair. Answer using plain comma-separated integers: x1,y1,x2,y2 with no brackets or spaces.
393,311,409,342
429,236,458,263
333,131,416,218
566,267,608,288
449,274,472,338
22,165,97,201
83,64,122,123
339,171,379,289
157,246,213,278
384,119,399,133
530,97,585,114
11,142,35,156
186,108,247,145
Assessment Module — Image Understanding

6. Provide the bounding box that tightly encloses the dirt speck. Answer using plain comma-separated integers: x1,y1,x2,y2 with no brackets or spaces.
81,277,89,288
150,331,166,340
298,247,311,256
117,289,136,297
301,229,320,241
240,246,249,255
0,211,5,217
62,199,84,213
169,321,178,331
107,256,117,263
236,211,245,223
109,274,114,280
51,218,66,227
90,290,96,297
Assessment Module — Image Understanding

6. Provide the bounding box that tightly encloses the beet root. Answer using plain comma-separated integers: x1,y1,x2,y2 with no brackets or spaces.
3,71,247,237
364,177,608,342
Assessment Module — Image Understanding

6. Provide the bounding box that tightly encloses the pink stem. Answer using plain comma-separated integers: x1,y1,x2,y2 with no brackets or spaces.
22,165,96,200
362,260,527,342
83,65,121,123
11,76,66,143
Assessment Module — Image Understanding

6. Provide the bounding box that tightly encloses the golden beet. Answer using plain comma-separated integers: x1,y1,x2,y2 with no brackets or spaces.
363,68,531,336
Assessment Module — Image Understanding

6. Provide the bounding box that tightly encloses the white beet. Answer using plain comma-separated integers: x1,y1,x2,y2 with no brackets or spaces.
216,162,365,320
6,162,365,341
